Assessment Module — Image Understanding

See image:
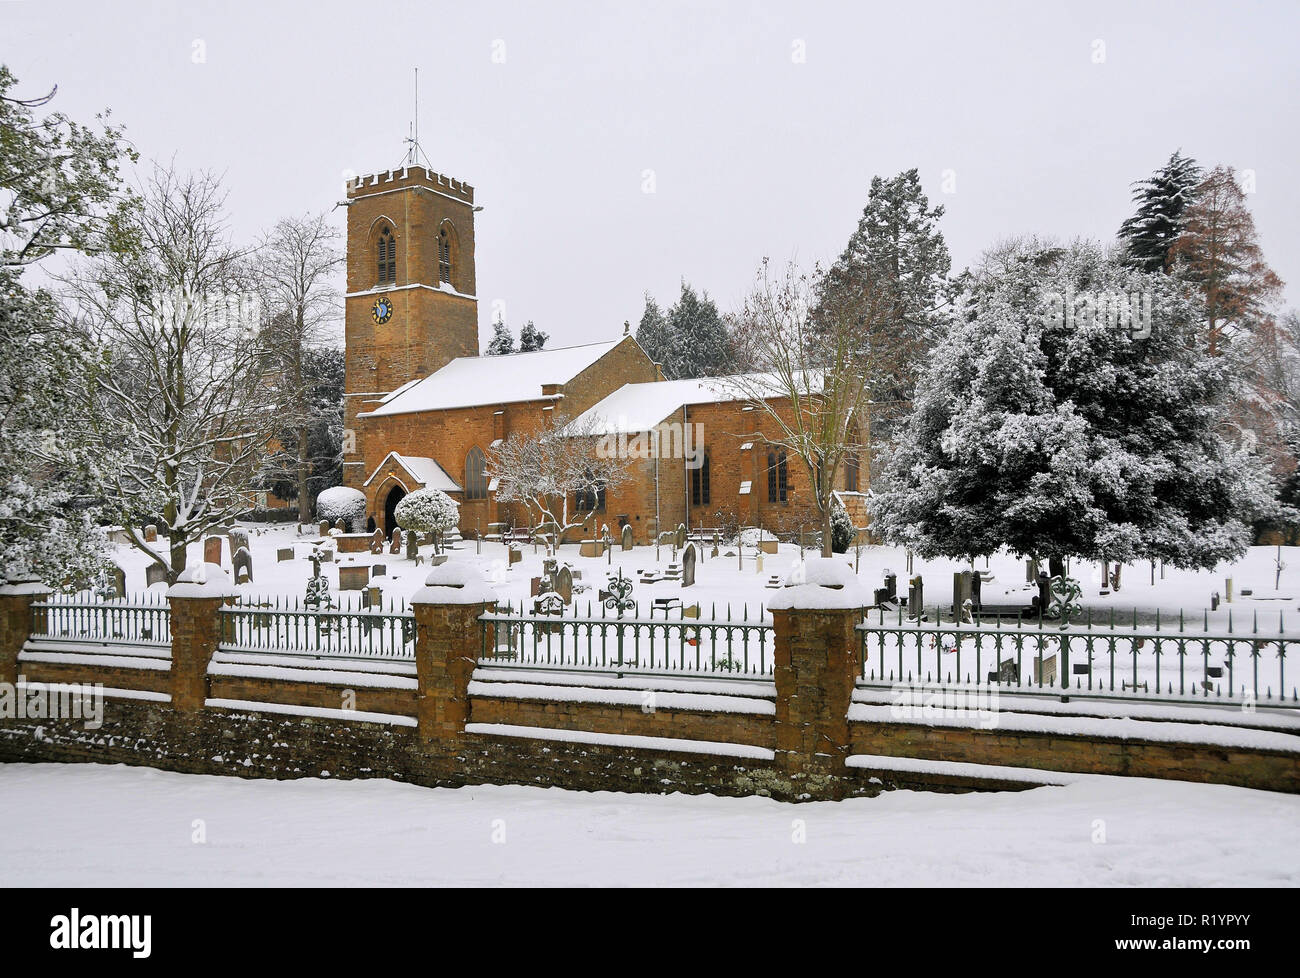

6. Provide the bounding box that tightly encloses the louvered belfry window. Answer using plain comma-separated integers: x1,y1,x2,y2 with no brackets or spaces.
377,226,396,285
438,228,452,284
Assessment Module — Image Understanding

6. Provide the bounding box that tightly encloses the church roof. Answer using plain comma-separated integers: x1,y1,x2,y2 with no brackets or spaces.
363,452,462,493
564,372,817,436
360,340,625,417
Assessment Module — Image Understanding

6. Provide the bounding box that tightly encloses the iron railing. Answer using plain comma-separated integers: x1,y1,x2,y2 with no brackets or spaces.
858,604,1298,708
479,600,774,678
30,593,172,645
218,596,415,660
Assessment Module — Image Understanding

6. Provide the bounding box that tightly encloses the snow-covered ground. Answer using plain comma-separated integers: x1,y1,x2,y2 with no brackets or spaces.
1,763,1295,886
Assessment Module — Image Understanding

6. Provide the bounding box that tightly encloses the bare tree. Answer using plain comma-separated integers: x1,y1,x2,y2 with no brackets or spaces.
487,412,632,545
728,258,889,556
252,212,342,521
64,165,277,580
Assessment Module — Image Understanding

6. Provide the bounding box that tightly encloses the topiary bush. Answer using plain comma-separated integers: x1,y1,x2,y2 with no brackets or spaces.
830,502,856,554
316,486,366,532
394,488,460,542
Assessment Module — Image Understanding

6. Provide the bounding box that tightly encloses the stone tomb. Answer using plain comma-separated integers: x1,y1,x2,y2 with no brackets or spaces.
339,565,369,591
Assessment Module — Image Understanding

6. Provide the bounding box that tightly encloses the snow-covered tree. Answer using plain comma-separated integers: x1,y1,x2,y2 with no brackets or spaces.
870,239,1276,573
1118,150,1202,274
65,165,277,581
316,485,365,530
634,294,673,373
487,412,632,544
518,320,548,352
252,211,343,520
667,283,731,378
262,346,344,508
485,318,515,355
394,488,459,549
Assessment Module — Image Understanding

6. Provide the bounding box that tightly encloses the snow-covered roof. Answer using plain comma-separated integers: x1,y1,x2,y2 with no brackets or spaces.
363,452,462,493
563,373,818,436
361,340,626,417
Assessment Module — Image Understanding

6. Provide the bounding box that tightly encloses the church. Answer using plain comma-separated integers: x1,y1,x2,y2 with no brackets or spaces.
340,162,868,542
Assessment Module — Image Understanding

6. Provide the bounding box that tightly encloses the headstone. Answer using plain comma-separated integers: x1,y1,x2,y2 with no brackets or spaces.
969,572,982,611
530,576,542,597
335,519,346,532
319,549,334,563
1035,572,1052,615
952,571,973,617
1034,655,1058,686
682,543,697,587
996,658,1019,684
204,536,223,565
319,520,330,537
884,572,897,601
339,565,369,591
232,546,253,584
508,547,523,565
144,524,158,542
908,575,924,618
1026,558,1040,583
111,565,127,598
755,552,764,574
428,553,448,566
146,562,168,588
389,528,402,555
1225,577,1233,603
711,532,720,559
675,523,686,550
372,563,386,578
370,529,385,554
556,566,573,604
277,547,294,563
621,524,634,551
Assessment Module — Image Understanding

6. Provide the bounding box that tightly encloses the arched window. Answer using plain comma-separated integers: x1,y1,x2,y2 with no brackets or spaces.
438,227,452,284
844,451,860,492
465,447,488,500
767,450,788,503
691,451,711,506
376,225,396,285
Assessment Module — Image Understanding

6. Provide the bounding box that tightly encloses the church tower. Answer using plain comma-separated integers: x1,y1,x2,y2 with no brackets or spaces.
341,165,479,488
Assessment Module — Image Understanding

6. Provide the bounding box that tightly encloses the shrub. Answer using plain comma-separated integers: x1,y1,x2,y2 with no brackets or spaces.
394,488,459,536
316,486,366,531
830,502,855,554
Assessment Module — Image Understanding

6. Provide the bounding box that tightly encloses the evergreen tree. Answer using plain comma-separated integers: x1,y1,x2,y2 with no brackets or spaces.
262,346,345,509
1118,151,1203,274
634,293,674,374
870,240,1276,571
518,320,549,352
666,283,731,378
485,319,514,355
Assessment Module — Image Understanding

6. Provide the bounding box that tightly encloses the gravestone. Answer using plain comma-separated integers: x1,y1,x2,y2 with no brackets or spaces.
335,519,346,532
711,532,720,559
276,547,294,563
908,575,924,618
952,571,973,617
111,565,127,599
389,528,402,555
682,543,697,587
1025,558,1040,583
530,576,542,597
969,572,982,611
406,531,419,560
319,549,333,563
144,524,158,542
675,523,686,550
556,566,573,604
1033,654,1058,686
621,524,634,551
146,562,168,588
370,529,385,554
339,565,369,591
203,536,223,566
372,563,386,578
228,529,250,562
1035,572,1051,615
508,547,523,565
319,520,330,537
995,658,1019,684
884,572,897,601
232,546,253,584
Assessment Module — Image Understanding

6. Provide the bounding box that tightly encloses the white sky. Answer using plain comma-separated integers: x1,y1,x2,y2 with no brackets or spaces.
5,0,1298,348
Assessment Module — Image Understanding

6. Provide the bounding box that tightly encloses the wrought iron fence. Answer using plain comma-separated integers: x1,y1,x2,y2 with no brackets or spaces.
858,604,1298,708
30,593,172,645
219,595,416,660
478,600,774,678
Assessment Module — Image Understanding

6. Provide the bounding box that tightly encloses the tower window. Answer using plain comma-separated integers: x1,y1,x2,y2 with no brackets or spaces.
844,451,859,492
691,451,711,506
376,225,396,285
465,447,488,501
438,227,451,284
767,450,788,504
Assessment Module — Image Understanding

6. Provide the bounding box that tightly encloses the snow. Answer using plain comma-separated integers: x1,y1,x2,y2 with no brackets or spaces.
18,649,170,671
208,661,417,690
1,763,1296,885
411,562,500,605
205,699,416,726
473,666,774,699
362,452,461,493
0,580,50,595
846,753,1081,785
468,679,775,715
168,563,236,599
767,557,871,610
848,703,1300,753
466,722,775,759
362,340,624,417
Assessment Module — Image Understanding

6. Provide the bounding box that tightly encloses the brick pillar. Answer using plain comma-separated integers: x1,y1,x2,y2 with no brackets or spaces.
0,582,48,688
411,565,498,744
167,594,223,712
771,606,860,783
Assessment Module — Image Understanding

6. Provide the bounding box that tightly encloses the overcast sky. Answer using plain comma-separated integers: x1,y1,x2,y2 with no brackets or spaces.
5,0,1298,348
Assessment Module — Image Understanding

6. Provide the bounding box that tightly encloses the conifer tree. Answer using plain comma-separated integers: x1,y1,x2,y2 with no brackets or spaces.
1118,150,1203,274
485,319,515,355
518,320,549,352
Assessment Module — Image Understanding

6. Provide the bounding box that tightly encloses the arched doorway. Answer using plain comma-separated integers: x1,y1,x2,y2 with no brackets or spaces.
382,485,407,536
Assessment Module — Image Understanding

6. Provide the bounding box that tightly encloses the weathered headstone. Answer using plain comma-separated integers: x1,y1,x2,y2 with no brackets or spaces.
953,571,973,617
1035,571,1051,615
339,565,369,591
711,532,720,558
372,563,386,578
110,565,127,598
884,572,897,601
682,543,697,587
995,658,1019,684
146,562,168,588
969,572,982,611
1033,654,1058,686
556,565,573,604
405,531,418,560
319,520,330,537
203,536,223,566
508,547,523,565
370,528,385,554
228,529,250,561
144,524,158,542
276,547,294,563
675,523,686,550
335,519,346,532
389,528,402,555
319,549,333,563
908,575,924,618
621,523,634,551
232,546,253,584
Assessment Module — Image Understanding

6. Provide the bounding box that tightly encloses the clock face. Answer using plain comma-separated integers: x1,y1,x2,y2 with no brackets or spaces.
372,297,394,325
